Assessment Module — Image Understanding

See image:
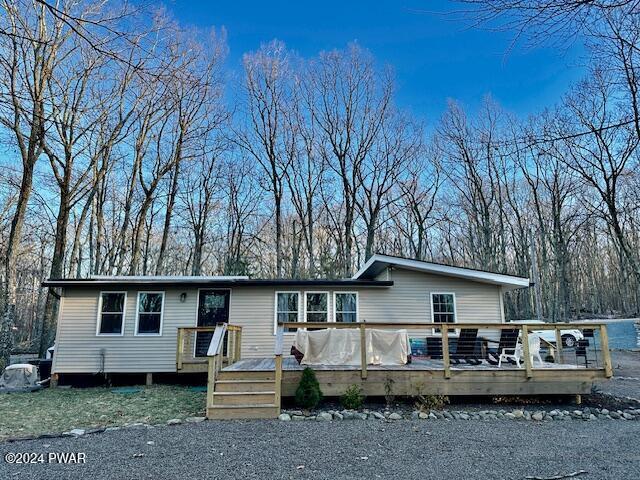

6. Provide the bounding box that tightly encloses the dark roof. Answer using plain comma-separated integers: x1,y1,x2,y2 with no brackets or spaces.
42,277,393,288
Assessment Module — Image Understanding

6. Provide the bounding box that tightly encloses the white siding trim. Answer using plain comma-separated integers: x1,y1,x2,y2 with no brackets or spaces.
96,291,127,337
51,291,65,374
134,291,165,336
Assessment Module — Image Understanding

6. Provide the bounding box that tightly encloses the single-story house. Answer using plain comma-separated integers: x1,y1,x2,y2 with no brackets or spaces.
44,254,531,378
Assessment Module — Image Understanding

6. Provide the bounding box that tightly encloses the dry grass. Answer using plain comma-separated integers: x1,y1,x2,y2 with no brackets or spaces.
0,385,205,440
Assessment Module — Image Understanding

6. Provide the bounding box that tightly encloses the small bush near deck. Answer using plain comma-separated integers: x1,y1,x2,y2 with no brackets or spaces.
295,367,323,409
341,384,365,410
415,394,449,412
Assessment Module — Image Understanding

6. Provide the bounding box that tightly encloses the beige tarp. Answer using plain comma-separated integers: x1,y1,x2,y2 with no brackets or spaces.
0,363,39,390
294,328,411,366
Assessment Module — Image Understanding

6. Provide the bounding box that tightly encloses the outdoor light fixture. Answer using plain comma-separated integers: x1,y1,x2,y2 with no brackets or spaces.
179,292,187,303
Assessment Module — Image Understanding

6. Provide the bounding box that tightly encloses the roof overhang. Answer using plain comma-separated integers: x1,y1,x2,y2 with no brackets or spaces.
353,254,530,291
42,276,393,289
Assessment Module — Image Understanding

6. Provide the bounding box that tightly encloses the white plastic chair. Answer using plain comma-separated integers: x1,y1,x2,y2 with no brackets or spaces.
498,334,543,368
528,334,544,366
498,343,522,367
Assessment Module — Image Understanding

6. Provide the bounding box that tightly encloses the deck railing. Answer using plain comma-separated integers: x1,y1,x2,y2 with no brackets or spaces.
276,321,613,382
177,324,242,372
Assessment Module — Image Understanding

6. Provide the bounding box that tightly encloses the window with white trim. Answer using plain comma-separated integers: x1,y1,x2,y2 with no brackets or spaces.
136,292,164,335
431,293,456,333
97,292,126,335
305,292,328,323
334,292,357,323
276,292,300,333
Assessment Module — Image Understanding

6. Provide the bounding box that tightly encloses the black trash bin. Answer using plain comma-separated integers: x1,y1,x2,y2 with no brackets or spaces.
28,359,52,380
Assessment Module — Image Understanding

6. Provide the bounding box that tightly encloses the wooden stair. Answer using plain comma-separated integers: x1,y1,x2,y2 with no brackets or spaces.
207,370,279,419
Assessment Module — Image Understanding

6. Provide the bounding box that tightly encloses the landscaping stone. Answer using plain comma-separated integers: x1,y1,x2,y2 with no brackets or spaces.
512,409,524,419
166,419,182,426
278,414,291,421
333,412,343,420
292,415,306,421
371,412,385,420
610,411,621,419
532,412,544,421
354,412,368,420
418,412,429,420
388,413,403,420
316,412,332,421
68,429,85,436
185,416,206,423
623,413,634,420
504,413,516,419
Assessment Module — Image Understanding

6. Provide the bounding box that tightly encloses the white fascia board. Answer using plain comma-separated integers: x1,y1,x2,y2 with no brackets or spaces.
353,254,530,289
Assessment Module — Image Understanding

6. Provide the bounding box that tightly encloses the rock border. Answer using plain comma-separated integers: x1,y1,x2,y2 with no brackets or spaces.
279,407,640,422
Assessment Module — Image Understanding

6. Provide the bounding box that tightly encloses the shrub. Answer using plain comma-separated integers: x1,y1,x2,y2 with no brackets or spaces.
341,384,365,410
295,367,323,409
415,394,449,412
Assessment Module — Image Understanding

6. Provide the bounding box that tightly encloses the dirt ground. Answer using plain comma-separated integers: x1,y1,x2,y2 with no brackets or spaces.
595,350,640,402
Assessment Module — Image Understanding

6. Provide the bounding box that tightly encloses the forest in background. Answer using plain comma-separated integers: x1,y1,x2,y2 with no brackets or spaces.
1,1,640,366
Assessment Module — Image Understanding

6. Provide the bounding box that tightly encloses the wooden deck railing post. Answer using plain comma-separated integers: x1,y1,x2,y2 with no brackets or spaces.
521,325,532,378
359,323,367,379
274,354,283,413
554,326,563,363
600,324,613,378
235,328,242,361
177,328,185,370
441,326,451,379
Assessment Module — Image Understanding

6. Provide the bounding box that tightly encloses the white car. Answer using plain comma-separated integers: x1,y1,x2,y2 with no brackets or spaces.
510,320,584,348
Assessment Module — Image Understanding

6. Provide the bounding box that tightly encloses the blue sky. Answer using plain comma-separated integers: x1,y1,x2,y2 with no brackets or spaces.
167,0,586,124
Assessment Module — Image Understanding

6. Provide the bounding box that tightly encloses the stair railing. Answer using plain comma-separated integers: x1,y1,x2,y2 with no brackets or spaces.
206,323,228,409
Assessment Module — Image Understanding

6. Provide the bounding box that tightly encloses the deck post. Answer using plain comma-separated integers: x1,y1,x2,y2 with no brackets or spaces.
441,327,451,379
359,323,367,379
235,329,242,362
274,354,282,414
600,324,613,378
177,328,184,370
207,355,217,409
522,325,532,378
554,326,563,362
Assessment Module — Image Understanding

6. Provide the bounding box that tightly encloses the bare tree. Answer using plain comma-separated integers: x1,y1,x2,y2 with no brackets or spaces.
309,44,393,275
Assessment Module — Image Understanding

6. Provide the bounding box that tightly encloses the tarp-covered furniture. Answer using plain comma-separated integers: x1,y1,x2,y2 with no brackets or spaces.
0,363,41,392
294,328,411,366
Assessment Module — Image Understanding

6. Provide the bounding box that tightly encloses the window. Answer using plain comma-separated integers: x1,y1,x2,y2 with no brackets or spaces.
431,293,456,334
305,292,328,323
334,292,358,323
276,292,300,333
97,292,126,335
136,292,164,335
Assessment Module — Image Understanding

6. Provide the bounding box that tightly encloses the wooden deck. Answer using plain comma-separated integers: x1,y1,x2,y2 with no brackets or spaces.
192,321,612,419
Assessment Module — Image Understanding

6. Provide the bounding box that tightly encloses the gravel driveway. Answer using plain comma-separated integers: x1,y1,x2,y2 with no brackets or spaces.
1,420,639,480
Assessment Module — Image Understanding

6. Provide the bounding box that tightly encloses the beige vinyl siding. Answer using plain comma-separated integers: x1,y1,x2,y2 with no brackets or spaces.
52,268,505,373
53,287,200,373
361,267,502,323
